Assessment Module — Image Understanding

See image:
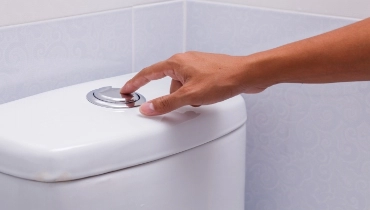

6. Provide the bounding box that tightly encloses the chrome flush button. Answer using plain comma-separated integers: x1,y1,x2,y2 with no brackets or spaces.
87,86,146,108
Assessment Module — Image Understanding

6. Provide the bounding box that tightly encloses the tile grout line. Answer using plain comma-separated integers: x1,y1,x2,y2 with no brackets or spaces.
191,0,360,21
131,8,135,73
183,0,187,53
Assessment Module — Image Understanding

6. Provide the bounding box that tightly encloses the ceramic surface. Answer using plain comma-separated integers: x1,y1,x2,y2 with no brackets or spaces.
0,73,246,182
198,0,369,19
186,1,355,55
0,0,177,27
133,1,184,72
0,125,246,210
0,9,132,105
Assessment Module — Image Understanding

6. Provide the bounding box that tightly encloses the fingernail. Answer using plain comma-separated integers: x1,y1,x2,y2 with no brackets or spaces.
140,102,155,115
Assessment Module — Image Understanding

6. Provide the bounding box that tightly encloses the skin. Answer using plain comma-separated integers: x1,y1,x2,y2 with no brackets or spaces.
121,18,370,116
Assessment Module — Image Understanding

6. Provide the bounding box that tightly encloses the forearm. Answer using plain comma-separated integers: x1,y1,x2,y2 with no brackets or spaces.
121,18,370,115
248,18,370,87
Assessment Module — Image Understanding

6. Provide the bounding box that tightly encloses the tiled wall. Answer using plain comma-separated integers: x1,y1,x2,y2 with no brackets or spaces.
0,0,177,27
186,1,356,55
1,1,370,209
186,1,370,210
133,2,184,72
0,1,184,104
203,0,369,19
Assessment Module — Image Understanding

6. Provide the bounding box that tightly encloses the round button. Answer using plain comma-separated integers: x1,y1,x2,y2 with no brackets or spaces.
86,86,146,109
94,88,140,103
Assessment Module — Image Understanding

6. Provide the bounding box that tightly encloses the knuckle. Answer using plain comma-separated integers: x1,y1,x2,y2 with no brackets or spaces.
185,51,196,54
169,53,184,62
140,67,150,73
179,86,199,103
178,86,191,95
156,96,173,111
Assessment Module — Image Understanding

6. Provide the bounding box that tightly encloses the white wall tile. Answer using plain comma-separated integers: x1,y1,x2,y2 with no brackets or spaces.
0,0,176,27
186,1,355,55
0,9,132,104
201,0,370,19
186,1,370,210
133,1,184,72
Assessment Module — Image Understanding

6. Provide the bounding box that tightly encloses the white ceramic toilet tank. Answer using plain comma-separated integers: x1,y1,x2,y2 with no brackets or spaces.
0,73,247,210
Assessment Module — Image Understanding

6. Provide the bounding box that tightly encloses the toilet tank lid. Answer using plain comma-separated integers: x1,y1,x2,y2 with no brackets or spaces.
0,73,246,182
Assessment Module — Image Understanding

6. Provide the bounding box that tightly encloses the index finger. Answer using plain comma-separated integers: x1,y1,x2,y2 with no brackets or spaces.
120,60,174,94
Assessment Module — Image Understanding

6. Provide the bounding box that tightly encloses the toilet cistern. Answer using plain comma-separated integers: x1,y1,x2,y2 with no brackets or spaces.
0,73,247,210
87,86,146,108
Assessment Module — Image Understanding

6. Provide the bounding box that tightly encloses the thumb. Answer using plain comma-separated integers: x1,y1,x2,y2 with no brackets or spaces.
139,92,185,116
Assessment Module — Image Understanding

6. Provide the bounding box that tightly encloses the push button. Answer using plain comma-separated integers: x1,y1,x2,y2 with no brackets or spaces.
87,87,146,108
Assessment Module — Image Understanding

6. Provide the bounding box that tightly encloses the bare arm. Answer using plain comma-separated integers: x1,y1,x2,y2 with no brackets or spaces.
121,18,370,116
254,17,370,85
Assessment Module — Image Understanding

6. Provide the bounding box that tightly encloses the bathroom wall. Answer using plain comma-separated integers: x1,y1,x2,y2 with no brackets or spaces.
1,1,370,210
0,1,184,104
0,0,176,27
204,0,369,19
186,1,370,209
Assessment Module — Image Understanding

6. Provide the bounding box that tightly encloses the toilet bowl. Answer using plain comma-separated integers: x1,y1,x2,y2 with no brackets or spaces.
0,73,247,210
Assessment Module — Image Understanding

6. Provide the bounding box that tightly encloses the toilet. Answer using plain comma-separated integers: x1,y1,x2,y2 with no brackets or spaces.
0,73,247,210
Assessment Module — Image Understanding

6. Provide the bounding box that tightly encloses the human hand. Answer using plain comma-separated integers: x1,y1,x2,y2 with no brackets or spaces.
120,51,272,116
124,18,370,116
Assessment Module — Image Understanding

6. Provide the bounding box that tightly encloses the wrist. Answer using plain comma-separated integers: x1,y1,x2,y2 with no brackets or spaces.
238,51,283,93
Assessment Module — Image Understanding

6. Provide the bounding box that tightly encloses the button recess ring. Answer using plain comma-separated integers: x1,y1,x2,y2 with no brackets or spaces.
86,86,146,108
